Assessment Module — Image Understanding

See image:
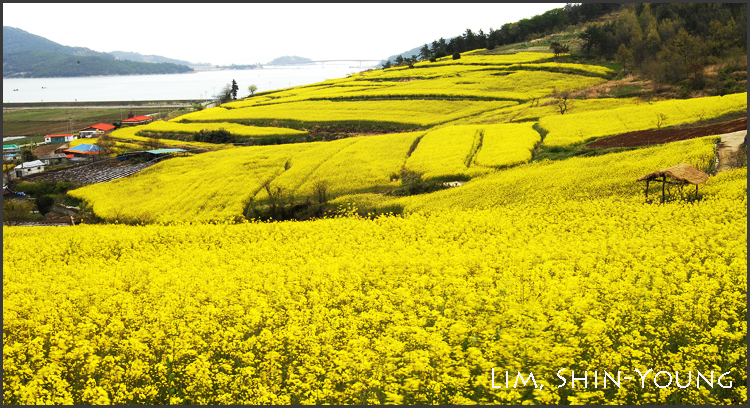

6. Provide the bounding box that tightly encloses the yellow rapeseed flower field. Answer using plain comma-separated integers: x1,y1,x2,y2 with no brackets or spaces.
107,124,227,149
473,123,541,168
540,93,747,147
3,50,746,405
397,136,719,212
176,100,519,129
139,120,308,138
4,167,746,404
294,131,422,197
68,143,313,223
404,125,491,181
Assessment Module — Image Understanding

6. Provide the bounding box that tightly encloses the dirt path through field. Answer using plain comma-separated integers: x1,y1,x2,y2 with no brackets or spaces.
716,130,747,173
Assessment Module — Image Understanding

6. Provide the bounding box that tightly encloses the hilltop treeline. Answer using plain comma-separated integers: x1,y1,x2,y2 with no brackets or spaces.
395,3,622,63
581,3,747,94
388,3,746,96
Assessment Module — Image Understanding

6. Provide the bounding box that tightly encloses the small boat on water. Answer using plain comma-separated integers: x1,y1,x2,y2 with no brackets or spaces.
42,87,47,89
13,89,19,91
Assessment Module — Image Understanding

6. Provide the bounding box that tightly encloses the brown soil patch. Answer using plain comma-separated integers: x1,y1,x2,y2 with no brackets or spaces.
716,130,747,172
585,117,747,149
32,143,68,156
570,75,652,99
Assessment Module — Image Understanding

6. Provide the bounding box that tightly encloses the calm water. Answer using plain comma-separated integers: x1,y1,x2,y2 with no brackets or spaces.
3,63,373,103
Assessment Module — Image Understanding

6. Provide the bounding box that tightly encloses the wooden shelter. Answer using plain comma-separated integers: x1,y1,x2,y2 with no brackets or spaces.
637,163,709,203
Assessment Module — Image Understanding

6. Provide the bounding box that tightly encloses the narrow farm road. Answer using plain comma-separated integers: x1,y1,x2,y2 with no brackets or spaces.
716,130,747,173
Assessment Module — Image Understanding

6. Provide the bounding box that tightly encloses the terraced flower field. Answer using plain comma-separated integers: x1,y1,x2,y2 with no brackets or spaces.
540,92,748,147
135,121,308,138
175,99,520,129
3,49,747,405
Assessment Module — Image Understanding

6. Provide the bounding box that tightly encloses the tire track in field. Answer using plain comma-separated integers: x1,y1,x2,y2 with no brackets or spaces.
465,129,484,168
396,131,428,177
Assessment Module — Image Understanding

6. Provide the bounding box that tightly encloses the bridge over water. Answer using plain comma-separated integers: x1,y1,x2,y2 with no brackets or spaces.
261,60,382,68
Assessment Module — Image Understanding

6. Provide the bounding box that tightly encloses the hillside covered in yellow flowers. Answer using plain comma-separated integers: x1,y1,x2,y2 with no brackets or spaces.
4,46,747,405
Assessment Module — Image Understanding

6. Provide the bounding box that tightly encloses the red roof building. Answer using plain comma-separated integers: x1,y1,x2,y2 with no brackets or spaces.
120,115,154,126
79,123,116,138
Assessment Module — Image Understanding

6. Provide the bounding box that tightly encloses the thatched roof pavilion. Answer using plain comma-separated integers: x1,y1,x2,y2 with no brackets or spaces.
637,163,709,203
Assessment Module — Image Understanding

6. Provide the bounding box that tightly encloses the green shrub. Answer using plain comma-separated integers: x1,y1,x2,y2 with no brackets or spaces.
193,128,236,144
35,195,55,216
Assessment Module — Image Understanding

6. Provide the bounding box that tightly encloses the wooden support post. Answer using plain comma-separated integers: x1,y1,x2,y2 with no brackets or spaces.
661,175,666,204
695,184,699,200
645,179,649,200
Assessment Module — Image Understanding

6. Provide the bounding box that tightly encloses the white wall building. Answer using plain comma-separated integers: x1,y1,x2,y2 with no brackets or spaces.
14,160,46,178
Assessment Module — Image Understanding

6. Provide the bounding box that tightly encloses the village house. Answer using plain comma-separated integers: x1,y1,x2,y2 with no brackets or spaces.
120,115,154,127
63,143,102,158
79,123,116,138
37,153,69,166
44,134,78,144
14,160,45,178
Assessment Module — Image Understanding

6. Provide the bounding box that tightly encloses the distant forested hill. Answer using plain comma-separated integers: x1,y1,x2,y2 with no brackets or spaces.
3,26,111,57
3,51,193,78
3,26,193,77
109,51,193,66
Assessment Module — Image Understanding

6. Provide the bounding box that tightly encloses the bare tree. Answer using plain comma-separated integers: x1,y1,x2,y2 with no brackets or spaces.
556,90,571,115
97,133,116,156
655,113,668,129
3,198,34,226
312,179,330,204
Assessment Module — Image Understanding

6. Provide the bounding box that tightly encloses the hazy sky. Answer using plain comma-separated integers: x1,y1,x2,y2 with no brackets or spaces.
4,3,562,65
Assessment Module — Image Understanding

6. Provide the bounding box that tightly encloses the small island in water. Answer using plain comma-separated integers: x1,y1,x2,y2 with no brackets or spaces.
268,56,314,65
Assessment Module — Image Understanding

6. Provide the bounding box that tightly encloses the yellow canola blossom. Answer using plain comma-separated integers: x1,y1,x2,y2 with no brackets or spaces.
69,135,146,153
404,125,491,181
175,100,518,128
4,176,746,404
473,122,541,168
226,69,604,107
443,97,645,127
501,62,616,78
224,84,390,109
540,92,747,147
68,143,312,223
3,51,746,405
398,136,719,212
254,138,361,202
315,70,604,102
138,120,307,138
107,125,226,149
215,54,608,111
68,138,93,148
427,51,557,65
296,131,422,197
403,123,541,182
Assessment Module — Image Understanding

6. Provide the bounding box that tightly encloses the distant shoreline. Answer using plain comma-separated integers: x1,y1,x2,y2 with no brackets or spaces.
3,100,197,108
3,71,196,80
